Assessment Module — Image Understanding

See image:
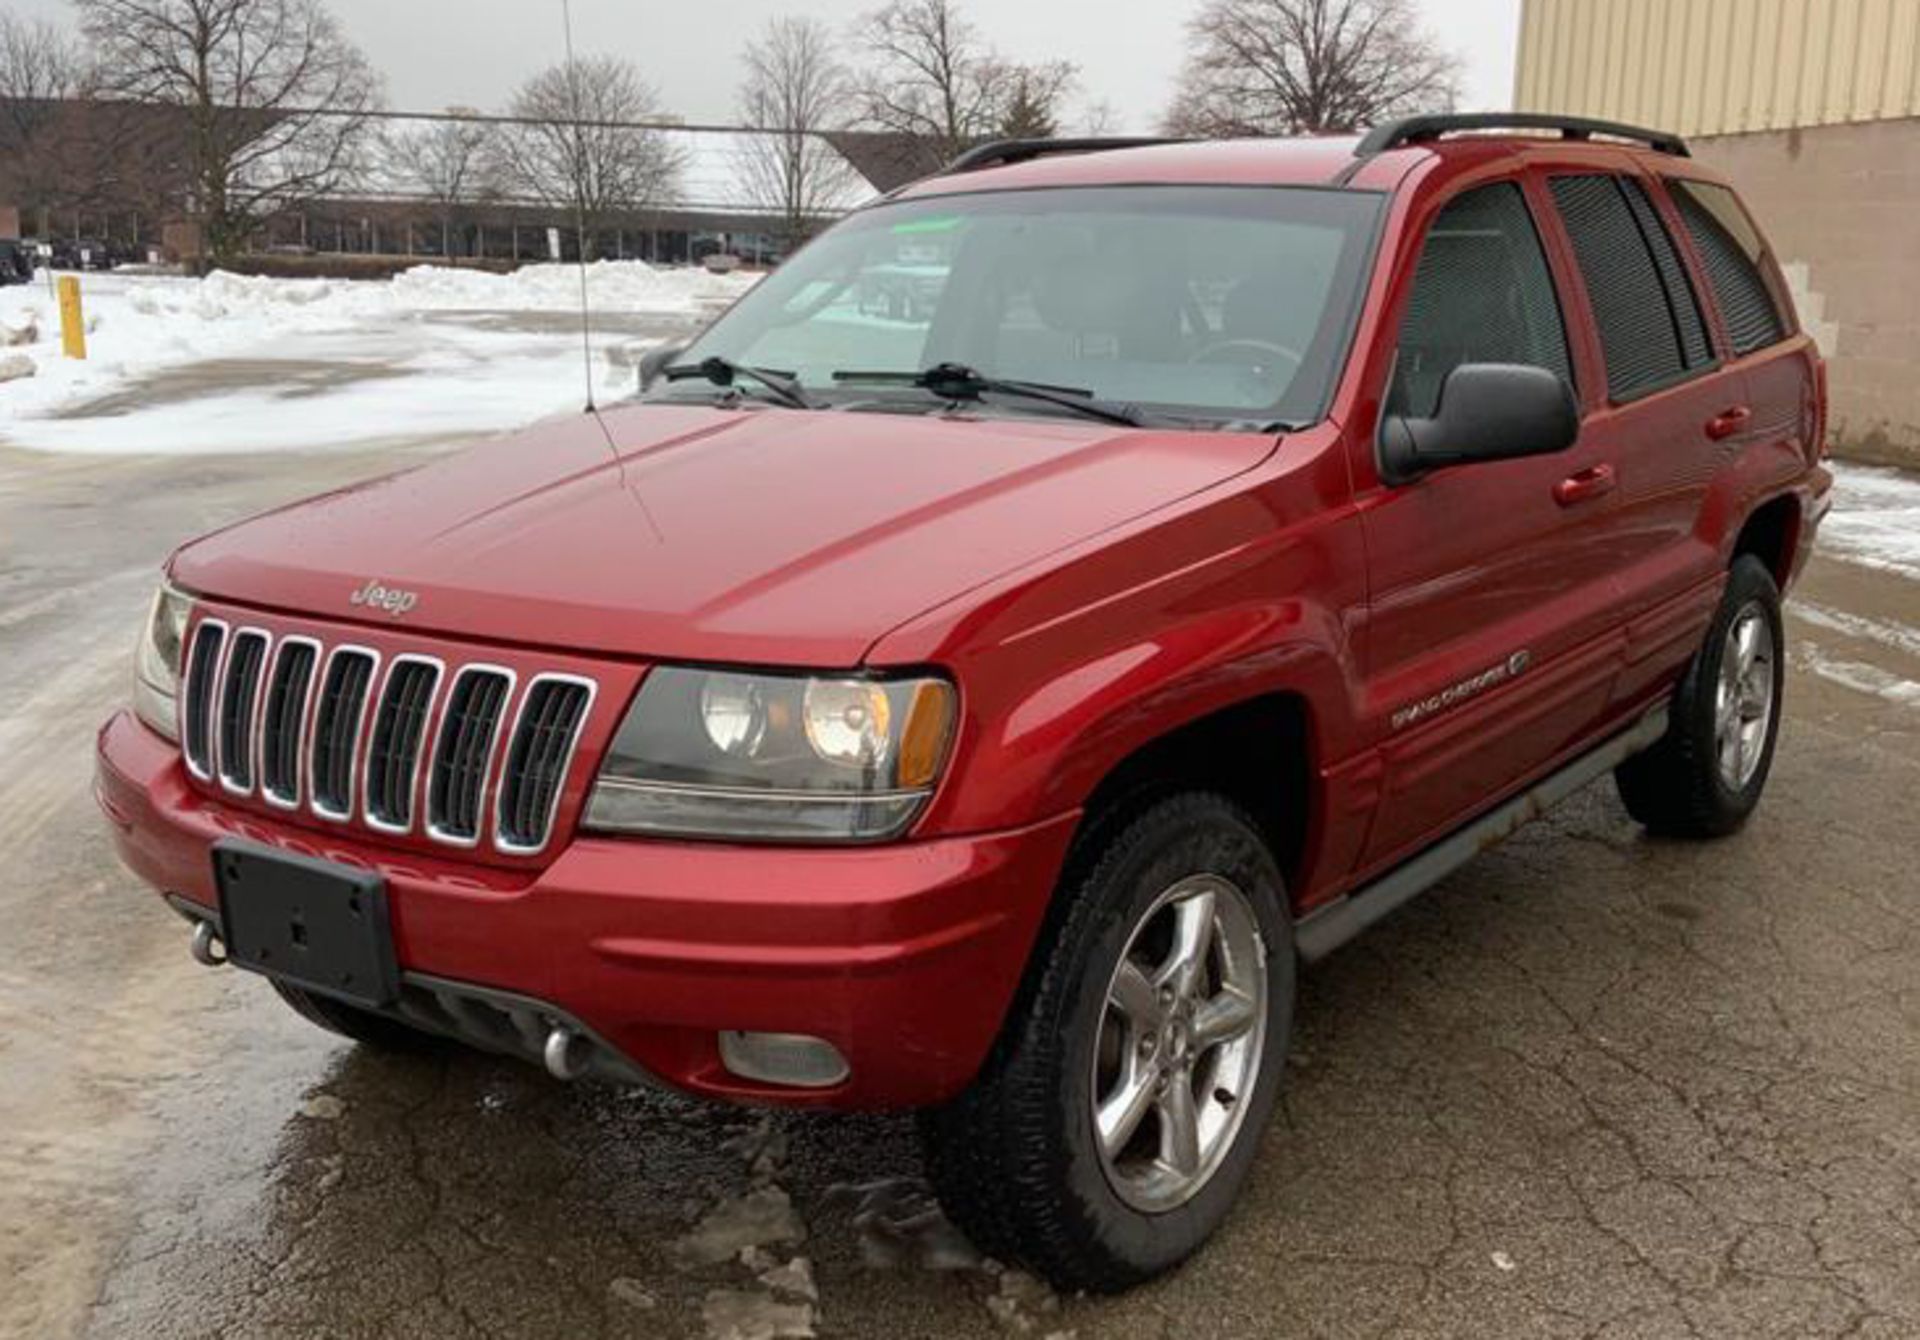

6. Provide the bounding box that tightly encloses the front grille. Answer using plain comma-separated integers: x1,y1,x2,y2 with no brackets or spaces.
365,658,441,830
427,668,513,842
261,640,318,805
177,620,597,855
497,678,594,852
311,650,377,818
182,622,226,777
217,631,268,790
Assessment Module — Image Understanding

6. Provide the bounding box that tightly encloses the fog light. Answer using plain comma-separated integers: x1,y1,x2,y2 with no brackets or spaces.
719,1031,850,1088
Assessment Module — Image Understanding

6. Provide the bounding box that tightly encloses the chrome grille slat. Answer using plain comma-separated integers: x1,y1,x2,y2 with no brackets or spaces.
217,631,269,792
497,677,594,853
365,658,440,832
182,621,226,778
310,649,377,819
427,668,513,844
261,640,318,806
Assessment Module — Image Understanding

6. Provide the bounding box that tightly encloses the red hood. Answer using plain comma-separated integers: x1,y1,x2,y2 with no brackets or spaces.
172,403,1276,666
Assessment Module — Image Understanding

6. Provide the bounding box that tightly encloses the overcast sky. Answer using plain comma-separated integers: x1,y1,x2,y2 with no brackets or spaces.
15,0,1522,130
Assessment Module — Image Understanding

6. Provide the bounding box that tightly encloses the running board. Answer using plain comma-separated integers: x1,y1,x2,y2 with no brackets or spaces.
1294,704,1671,962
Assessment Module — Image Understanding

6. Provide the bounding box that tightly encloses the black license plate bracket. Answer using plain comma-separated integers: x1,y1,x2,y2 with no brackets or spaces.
212,841,398,1010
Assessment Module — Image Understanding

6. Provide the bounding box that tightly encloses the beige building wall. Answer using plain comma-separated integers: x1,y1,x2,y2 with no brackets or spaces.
1515,0,1920,138
1692,121,1920,467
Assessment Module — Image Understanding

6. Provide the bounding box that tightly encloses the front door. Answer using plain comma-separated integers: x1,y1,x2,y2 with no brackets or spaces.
1354,175,1629,871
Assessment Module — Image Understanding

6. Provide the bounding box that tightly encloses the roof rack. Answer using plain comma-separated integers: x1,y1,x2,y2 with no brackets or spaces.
940,136,1184,175
1354,113,1690,159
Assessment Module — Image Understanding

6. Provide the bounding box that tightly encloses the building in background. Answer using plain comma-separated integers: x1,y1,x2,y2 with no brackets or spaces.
1515,0,1920,468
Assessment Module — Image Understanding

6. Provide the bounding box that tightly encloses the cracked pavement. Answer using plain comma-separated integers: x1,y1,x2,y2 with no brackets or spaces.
1,435,1916,1340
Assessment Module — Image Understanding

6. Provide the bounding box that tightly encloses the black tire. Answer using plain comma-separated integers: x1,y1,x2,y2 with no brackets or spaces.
921,793,1296,1292
1616,555,1785,838
271,980,440,1053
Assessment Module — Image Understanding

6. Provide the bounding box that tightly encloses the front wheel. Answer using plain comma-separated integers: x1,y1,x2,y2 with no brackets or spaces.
921,794,1295,1292
1616,555,1786,837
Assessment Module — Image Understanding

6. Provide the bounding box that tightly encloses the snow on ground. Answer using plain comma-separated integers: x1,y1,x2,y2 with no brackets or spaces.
1823,464,1920,583
0,262,757,454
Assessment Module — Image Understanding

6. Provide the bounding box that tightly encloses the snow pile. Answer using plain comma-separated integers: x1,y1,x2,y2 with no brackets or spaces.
1823,464,1920,582
0,262,756,454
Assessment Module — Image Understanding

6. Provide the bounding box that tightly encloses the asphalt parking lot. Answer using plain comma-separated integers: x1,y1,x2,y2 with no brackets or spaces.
2,438,1917,1340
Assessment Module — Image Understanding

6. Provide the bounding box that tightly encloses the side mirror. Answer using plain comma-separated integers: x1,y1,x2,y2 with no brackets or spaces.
1380,363,1579,485
637,344,688,392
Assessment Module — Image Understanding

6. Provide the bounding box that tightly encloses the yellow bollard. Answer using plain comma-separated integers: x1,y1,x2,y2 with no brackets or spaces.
58,275,87,360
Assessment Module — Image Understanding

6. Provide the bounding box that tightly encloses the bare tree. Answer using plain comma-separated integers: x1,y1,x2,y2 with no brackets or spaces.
386,111,497,257
1165,0,1461,138
853,0,1077,159
0,14,85,229
738,16,855,252
493,56,684,260
75,0,383,261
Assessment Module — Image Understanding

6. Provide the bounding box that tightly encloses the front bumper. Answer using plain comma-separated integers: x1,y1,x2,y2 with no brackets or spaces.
96,710,1077,1109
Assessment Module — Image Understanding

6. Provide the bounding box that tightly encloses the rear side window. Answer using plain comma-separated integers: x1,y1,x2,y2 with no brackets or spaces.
1669,180,1791,356
1388,182,1573,420
1550,175,1713,401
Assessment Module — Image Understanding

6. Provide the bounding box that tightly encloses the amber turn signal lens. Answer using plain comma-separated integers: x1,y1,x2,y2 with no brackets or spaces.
897,680,956,789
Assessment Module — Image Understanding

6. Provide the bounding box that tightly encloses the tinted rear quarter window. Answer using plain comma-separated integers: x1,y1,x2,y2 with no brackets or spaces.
1550,174,1714,401
1669,179,1791,356
1388,182,1573,419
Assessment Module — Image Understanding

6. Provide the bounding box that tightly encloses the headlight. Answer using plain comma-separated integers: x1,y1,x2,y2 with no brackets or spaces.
133,579,192,741
584,667,957,842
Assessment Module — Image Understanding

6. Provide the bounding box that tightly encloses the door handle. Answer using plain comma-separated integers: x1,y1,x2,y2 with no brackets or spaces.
1553,464,1617,506
1705,406,1753,440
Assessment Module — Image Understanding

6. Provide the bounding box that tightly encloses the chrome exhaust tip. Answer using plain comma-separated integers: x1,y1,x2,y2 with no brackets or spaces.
542,1024,590,1081
189,919,227,967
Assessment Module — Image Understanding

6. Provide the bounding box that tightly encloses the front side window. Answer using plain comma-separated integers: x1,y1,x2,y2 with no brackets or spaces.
1550,174,1714,401
670,186,1384,426
1388,182,1573,420
1669,179,1791,356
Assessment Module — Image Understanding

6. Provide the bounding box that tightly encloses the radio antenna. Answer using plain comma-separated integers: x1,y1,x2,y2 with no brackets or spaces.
561,0,596,413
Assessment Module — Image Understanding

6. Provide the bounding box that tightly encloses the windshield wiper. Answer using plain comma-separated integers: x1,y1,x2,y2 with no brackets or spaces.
832,363,1144,427
663,356,816,410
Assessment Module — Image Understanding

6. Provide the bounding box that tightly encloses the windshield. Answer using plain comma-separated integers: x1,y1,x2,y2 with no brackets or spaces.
669,185,1383,426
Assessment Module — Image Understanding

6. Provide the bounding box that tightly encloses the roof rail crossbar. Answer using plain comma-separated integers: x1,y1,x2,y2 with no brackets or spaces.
941,136,1185,175
1355,113,1690,159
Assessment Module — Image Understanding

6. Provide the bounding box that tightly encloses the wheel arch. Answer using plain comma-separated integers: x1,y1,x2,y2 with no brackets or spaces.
1064,690,1319,897
1732,491,1802,586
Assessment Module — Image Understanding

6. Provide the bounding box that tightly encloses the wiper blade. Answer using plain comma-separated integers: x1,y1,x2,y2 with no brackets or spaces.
664,356,816,410
832,362,1144,427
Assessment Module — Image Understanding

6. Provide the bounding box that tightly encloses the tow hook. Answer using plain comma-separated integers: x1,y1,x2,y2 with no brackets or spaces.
189,919,227,967
543,1025,590,1082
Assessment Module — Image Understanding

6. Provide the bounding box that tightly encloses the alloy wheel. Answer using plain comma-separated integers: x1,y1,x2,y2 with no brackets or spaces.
1091,873,1268,1213
1714,603,1776,791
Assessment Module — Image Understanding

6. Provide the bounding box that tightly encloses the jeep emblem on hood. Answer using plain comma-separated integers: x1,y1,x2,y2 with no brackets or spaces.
349,579,419,618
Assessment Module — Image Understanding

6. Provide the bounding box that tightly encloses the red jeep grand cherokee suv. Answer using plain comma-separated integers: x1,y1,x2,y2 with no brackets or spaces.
96,115,1831,1289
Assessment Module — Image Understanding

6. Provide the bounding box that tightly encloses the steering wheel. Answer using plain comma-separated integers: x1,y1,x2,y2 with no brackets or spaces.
1189,339,1305,370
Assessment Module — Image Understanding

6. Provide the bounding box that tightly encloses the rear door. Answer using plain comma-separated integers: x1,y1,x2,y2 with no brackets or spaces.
1662,174,1818,498
1541,167,1748,707
1355,174,1630,870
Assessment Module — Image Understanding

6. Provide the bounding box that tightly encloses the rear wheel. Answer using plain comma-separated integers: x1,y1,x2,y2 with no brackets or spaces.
271,981,439,1052
921,793,1294,1292
1616,555,1785,837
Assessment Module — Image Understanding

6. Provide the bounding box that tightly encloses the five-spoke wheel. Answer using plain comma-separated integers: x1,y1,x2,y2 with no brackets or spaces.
1093,874,1267,1211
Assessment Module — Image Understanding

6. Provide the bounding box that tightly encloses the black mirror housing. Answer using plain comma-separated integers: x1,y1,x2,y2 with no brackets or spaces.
637,344,688,392
1380,363,1580,485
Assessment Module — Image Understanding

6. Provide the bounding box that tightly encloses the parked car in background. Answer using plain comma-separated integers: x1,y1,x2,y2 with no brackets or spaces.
49,239,119,271
0,240,33,285
96,116,1830,1293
